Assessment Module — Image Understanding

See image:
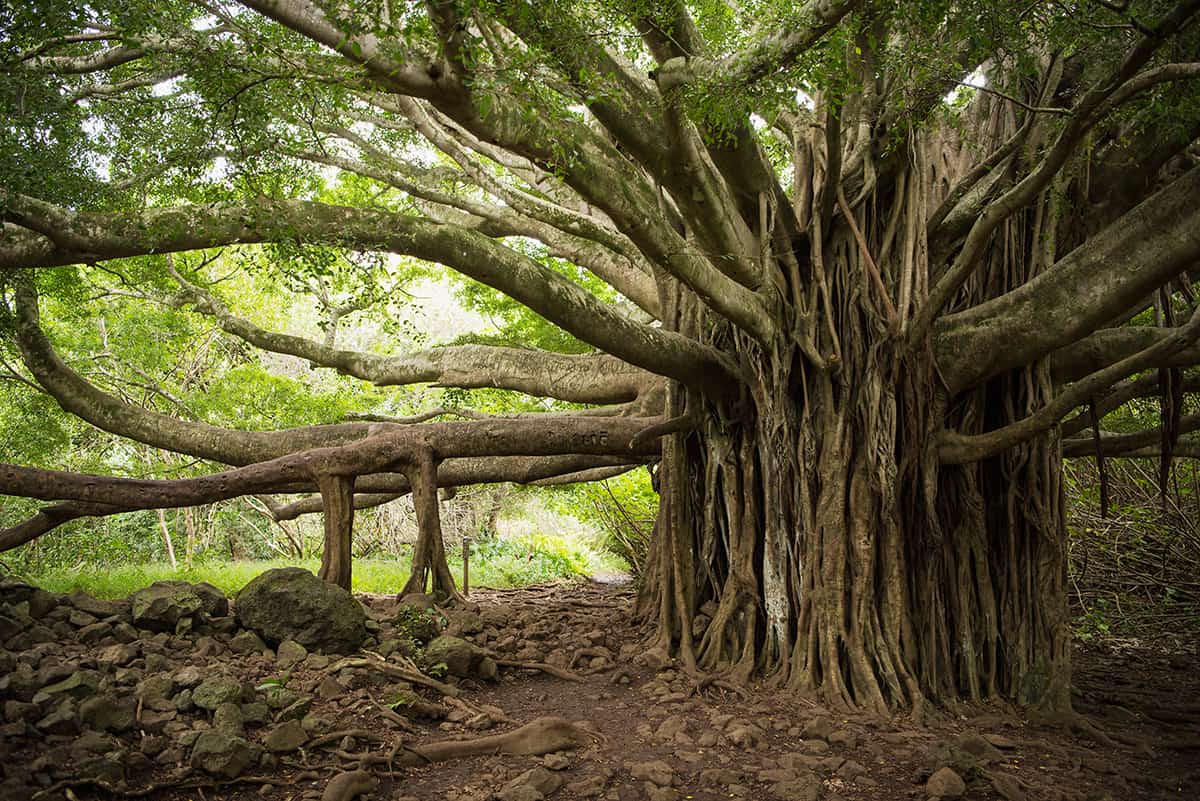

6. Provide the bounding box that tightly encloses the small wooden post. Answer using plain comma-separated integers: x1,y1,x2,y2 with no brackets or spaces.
462,536,471,597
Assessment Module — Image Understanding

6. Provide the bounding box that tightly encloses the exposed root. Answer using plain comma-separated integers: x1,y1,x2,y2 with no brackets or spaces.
306,729,388,749
689,673,750,699
396,716,593,765
493,656,584,682
327,655,460,696
321,769,378,801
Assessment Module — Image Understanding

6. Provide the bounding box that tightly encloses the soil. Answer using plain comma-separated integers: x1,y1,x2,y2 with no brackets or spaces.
2,577,1197,801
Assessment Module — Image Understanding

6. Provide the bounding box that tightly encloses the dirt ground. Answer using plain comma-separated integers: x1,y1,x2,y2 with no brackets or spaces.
2,578,1198,801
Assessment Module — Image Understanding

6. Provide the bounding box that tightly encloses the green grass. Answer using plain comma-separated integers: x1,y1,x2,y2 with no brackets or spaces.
22,534,622,599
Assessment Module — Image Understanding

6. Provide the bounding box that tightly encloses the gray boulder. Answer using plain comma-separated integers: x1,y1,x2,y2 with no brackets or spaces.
235,568,366,653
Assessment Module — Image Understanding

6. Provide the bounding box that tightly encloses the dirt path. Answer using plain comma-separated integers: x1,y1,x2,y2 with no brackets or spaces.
2,578,1197,801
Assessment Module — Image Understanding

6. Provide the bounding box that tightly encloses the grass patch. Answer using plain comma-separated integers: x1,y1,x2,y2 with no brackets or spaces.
22,533,615,599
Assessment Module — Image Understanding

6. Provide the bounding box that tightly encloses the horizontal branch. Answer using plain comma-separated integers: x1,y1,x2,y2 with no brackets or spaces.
1063,415,1200,457
938,305,1200,464
935,167,1200,394
1060,370,1200,437
0,194,739,392
1050,327,1200,385
171,270,657,404
265,454,645,520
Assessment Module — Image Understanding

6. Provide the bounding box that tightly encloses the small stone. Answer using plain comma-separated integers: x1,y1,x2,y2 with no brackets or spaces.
97,643,139,667
173,665,204,689
263,719,307,752
629,760,674,787
241,702,270,727
193,675,243,710
316,676,345,699
35,698,79,735
800,716,833,742
507,767,562,796
229,630,269,655
926,767,966,798
79,693,137,733
190,733,258,778
772,777,820,801
213,703,245,737
991,773,1026,801
275,639,307,667
543,753,570,771
39,669,101,700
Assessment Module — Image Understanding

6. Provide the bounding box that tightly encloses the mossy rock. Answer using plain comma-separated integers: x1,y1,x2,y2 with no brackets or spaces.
235,568,366,654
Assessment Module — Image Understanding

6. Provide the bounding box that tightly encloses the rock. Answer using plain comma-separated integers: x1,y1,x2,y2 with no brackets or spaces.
213,703,245,737
66,592,126,619
991,773,1026,801
229,630,269,655
190,732,258,778
543,753,570,771
76,621,113,644
173,666,204,689
507,766,563,796
445,609,483,636
37,669,101,701
423,635,479,677
629,760,674,787
235,568,366,653
190,582,229,617
393,604,444,644
79,693,137,732
477,655,499,681
35,698,79,735
316,676,346,699
926,767,966,798
952,732,1004,764
241,702,270,726
97,643,139,667
276,639,308,667
193,675,244,710
801,716,833,742
138,675,176,704
772,776,821,801
263,719,307,752
497,788,542,801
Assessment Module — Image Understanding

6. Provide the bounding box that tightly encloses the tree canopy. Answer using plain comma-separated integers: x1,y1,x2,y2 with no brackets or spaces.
2,0,1199,712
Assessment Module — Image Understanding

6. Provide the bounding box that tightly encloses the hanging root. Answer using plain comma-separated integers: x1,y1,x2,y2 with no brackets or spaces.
396,716,594,765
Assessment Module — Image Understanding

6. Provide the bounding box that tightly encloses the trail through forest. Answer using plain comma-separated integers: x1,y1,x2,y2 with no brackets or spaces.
0,577,1196,801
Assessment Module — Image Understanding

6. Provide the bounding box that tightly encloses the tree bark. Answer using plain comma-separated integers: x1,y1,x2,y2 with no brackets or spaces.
316,474,355,589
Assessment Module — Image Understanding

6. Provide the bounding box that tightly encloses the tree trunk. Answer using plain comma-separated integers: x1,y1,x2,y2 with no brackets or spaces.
317,474,355,589
639,162,1072,713
639,344,1071,714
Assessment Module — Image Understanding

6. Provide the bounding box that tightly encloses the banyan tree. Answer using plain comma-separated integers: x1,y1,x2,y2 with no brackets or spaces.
2,0,1199,714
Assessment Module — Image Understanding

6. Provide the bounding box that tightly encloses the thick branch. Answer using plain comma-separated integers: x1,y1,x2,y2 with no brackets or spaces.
171,270,656,404
935,167,1200,394
0,195,738,391
1063,416,1200,457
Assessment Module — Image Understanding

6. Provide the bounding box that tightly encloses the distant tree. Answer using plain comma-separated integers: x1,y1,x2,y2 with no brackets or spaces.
2,0,1199,713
